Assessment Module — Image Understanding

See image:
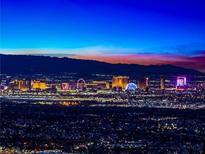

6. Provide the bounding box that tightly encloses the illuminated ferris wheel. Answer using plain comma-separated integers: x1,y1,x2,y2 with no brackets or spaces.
77,78,86,89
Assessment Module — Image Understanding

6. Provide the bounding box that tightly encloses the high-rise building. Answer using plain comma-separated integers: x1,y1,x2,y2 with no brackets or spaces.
112,76,129,90
92,81,110,89
69,81,77,90
10,80,29,91
61,83,69,91
160,77,165,90
137,77,149,91
86,81,110,90
176,76,187,90
145,77,149,87
31,80,47,90
138,79,145,90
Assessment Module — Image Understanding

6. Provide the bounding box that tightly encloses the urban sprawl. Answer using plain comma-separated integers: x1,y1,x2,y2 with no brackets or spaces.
1,74,205,153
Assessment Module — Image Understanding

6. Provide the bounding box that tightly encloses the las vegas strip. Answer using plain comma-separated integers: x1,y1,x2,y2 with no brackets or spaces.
1,0,205,153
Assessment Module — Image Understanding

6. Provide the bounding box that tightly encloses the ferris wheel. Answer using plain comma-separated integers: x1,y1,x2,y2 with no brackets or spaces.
77,78,86,89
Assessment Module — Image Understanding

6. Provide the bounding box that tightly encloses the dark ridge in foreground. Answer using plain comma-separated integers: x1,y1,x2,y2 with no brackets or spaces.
0,54,202,76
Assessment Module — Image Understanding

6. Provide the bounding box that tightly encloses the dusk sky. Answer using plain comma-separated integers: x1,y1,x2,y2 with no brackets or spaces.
1,0,205,72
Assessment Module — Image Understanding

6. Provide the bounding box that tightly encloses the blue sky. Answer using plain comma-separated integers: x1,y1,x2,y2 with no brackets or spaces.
1,0,205,71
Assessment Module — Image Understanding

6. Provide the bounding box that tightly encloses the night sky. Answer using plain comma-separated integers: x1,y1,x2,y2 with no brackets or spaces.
1,0,205,72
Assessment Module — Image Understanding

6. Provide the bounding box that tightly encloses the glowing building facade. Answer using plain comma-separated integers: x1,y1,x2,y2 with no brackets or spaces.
61,83,69,91
160,77,165,90
31,80,47,90
176,76,187,90
137,77,149,91
93,81,110,89
10,80,29,91
112,76,129,90
86,81,110,90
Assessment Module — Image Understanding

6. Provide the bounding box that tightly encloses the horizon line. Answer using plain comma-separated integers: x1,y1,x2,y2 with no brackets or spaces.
1,53,205,73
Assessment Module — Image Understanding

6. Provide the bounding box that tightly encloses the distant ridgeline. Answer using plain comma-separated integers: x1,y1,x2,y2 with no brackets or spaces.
0,54,202,77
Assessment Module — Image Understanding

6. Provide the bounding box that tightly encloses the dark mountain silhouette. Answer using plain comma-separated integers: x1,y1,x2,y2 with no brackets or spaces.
0,54,202,76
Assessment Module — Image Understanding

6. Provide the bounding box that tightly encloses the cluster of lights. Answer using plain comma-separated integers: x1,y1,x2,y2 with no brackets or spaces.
176,76,187,90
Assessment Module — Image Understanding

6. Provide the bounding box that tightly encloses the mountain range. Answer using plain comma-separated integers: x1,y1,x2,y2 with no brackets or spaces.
0,54,202,77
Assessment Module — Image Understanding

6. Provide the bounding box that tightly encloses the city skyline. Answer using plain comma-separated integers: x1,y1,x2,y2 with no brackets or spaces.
1,0,205,72
1,1,205,153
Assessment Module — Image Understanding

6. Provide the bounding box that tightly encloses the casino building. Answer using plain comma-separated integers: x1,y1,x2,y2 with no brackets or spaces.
31,80,47,90
10,79,29,91
137,77,149,91
112,76,129,90
176,76,187,90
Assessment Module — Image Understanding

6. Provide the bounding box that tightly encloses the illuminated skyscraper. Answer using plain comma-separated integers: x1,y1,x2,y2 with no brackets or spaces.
31,80,47,90
61,83,69,90
160,77,165,90
138,77,149,91
10,80,29,91
112,76,129,90
145,77,149,87
176,76,187,90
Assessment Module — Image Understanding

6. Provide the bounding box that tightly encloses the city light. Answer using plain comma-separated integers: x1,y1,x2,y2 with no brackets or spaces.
176,76,187,90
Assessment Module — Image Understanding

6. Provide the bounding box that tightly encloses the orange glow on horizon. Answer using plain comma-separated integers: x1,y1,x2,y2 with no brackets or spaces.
70,54,186,65
69,53,205,72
